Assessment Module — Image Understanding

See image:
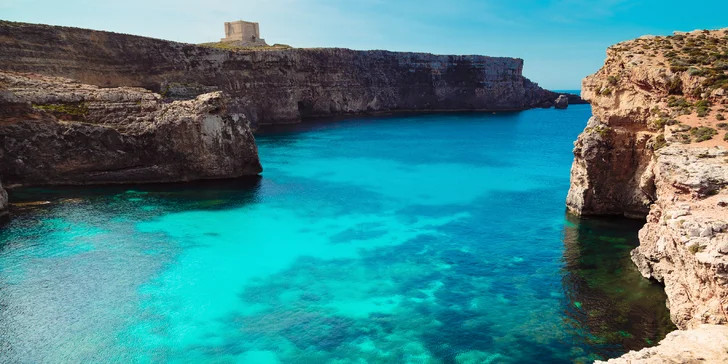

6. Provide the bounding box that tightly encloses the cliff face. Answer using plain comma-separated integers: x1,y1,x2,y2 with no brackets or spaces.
632,146,728,330
568,29,728,218
567,28,728,361
0,71,261,187
0,21,560,128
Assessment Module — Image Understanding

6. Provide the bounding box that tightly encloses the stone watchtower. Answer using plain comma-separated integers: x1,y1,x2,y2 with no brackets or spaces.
221,20,268,47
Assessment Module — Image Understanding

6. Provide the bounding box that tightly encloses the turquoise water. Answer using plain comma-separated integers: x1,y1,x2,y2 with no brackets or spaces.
0,106,674,363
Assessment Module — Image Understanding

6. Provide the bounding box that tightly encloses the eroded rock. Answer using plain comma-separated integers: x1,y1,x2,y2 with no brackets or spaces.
596,325,728,364
0,71,262,187
568,27,728,362
554,95,569,109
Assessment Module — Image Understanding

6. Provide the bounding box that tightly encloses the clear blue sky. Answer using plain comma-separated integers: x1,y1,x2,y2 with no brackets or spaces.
2,0,727,89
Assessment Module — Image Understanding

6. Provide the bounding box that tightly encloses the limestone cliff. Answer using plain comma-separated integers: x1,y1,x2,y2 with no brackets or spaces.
632,146,728,329
0,71,261,187
567,28,728,361
568,29,728,218
0,20,562,129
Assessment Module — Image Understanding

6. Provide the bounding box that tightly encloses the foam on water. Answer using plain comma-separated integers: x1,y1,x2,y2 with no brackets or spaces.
0,106,674,363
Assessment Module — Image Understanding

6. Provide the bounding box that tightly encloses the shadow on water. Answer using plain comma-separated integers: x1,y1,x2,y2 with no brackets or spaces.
255,111,524,137
2,176,263,220
561,213,676,361
0,177,265,240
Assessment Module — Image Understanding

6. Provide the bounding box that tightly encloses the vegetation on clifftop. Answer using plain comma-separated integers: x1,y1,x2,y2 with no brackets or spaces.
32,102,89,119
603,29,728,125
199,42,293,51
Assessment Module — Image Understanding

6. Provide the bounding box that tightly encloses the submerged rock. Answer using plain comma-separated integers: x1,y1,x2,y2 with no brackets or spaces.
0,71,261,187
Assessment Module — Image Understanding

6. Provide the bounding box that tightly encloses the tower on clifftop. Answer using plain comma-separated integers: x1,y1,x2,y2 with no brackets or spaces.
221,20,268,47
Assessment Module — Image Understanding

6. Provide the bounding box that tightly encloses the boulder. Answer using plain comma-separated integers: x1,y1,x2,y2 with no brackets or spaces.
554,95,569,109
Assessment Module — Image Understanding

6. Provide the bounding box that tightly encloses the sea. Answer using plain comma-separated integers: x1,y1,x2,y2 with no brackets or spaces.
0,102,675,363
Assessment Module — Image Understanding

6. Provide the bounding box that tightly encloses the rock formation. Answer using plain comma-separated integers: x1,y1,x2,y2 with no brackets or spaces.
0,20,564,129
567,28,728,361
0,71,261,187
554,94,569,109
566,93,589,105
631,146,728,329
596,324,728,364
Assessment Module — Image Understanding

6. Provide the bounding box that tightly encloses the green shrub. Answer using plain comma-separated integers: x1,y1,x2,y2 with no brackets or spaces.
199,42,294,51
608,75,619,86
717,114,726,121
695,99,711,117
668,77,683,94
32,102,89,118
652,134,667,150
703,74,728,90
724,132,728,141
601,88,612,96
714,61,728,70
689,243,706,254
688,67,705,76
652,118,678,129
690,126,717,141
667,96,692,108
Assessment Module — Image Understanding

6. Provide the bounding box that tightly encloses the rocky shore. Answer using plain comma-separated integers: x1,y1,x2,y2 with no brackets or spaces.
567,28,728,361
0,20,570,129
596,324,728,363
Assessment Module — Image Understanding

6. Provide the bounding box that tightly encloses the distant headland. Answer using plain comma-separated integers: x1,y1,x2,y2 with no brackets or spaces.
0,19,582,216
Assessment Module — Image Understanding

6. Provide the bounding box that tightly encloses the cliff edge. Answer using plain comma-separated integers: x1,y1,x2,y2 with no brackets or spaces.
566,28,728,361
0,20,564,129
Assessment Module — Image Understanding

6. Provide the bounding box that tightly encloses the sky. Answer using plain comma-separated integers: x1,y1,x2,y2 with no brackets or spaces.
2,0,727,89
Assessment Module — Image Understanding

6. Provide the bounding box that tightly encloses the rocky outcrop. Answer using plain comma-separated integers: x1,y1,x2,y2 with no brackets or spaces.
596,325,728,364
0,20,563,129
566,94,589,105
566,116,655,217
567,28,728,362
554,95,569,109
632,146,728,329
0,71,261,187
